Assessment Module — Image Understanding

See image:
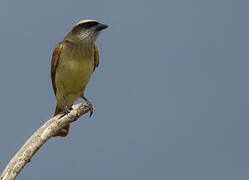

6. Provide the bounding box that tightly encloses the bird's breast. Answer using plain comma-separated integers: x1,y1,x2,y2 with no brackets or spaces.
55,47,94,94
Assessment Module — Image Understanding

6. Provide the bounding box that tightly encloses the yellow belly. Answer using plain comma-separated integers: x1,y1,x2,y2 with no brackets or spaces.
55,50,94,107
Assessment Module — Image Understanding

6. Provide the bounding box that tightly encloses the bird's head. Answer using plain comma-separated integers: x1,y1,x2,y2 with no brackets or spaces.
65,19,108,43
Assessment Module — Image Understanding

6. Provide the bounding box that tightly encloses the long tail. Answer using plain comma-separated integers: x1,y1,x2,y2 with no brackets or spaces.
53,104,70,137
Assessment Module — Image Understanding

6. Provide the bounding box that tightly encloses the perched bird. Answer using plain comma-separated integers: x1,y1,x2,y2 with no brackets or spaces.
50,19,108,137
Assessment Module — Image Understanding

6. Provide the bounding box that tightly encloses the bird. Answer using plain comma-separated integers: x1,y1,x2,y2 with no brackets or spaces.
50,19,108,137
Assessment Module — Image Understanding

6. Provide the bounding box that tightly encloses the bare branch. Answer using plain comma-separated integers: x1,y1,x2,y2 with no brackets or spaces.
0,103,91,180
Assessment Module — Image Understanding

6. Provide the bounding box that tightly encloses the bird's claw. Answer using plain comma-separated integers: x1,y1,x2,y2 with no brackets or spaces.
58,107,71,119
81,96,94,117
86,102,94,117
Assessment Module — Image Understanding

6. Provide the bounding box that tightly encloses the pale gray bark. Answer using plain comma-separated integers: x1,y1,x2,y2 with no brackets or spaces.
0,103,91,180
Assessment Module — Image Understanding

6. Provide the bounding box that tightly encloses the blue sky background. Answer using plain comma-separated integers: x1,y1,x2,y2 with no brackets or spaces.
0,0,249,179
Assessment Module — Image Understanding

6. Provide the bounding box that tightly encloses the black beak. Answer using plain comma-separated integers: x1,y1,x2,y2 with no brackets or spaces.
96,23,108,31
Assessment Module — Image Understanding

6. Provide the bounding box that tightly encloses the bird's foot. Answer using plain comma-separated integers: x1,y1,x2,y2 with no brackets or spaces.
81,96,94,117
86,101,94,117
58,107,72,119
58,96,72,119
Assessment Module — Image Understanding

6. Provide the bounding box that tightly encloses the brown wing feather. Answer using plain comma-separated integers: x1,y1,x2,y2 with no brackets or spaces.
93,43,100,72
51,42,64,95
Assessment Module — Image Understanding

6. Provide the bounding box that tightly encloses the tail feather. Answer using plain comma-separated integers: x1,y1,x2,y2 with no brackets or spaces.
53,104,70,137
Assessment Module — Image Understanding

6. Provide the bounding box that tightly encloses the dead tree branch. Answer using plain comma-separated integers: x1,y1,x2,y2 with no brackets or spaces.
0,103,91,180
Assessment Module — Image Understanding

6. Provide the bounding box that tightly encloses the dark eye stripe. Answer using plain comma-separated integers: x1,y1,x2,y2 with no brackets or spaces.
80,21,99,29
